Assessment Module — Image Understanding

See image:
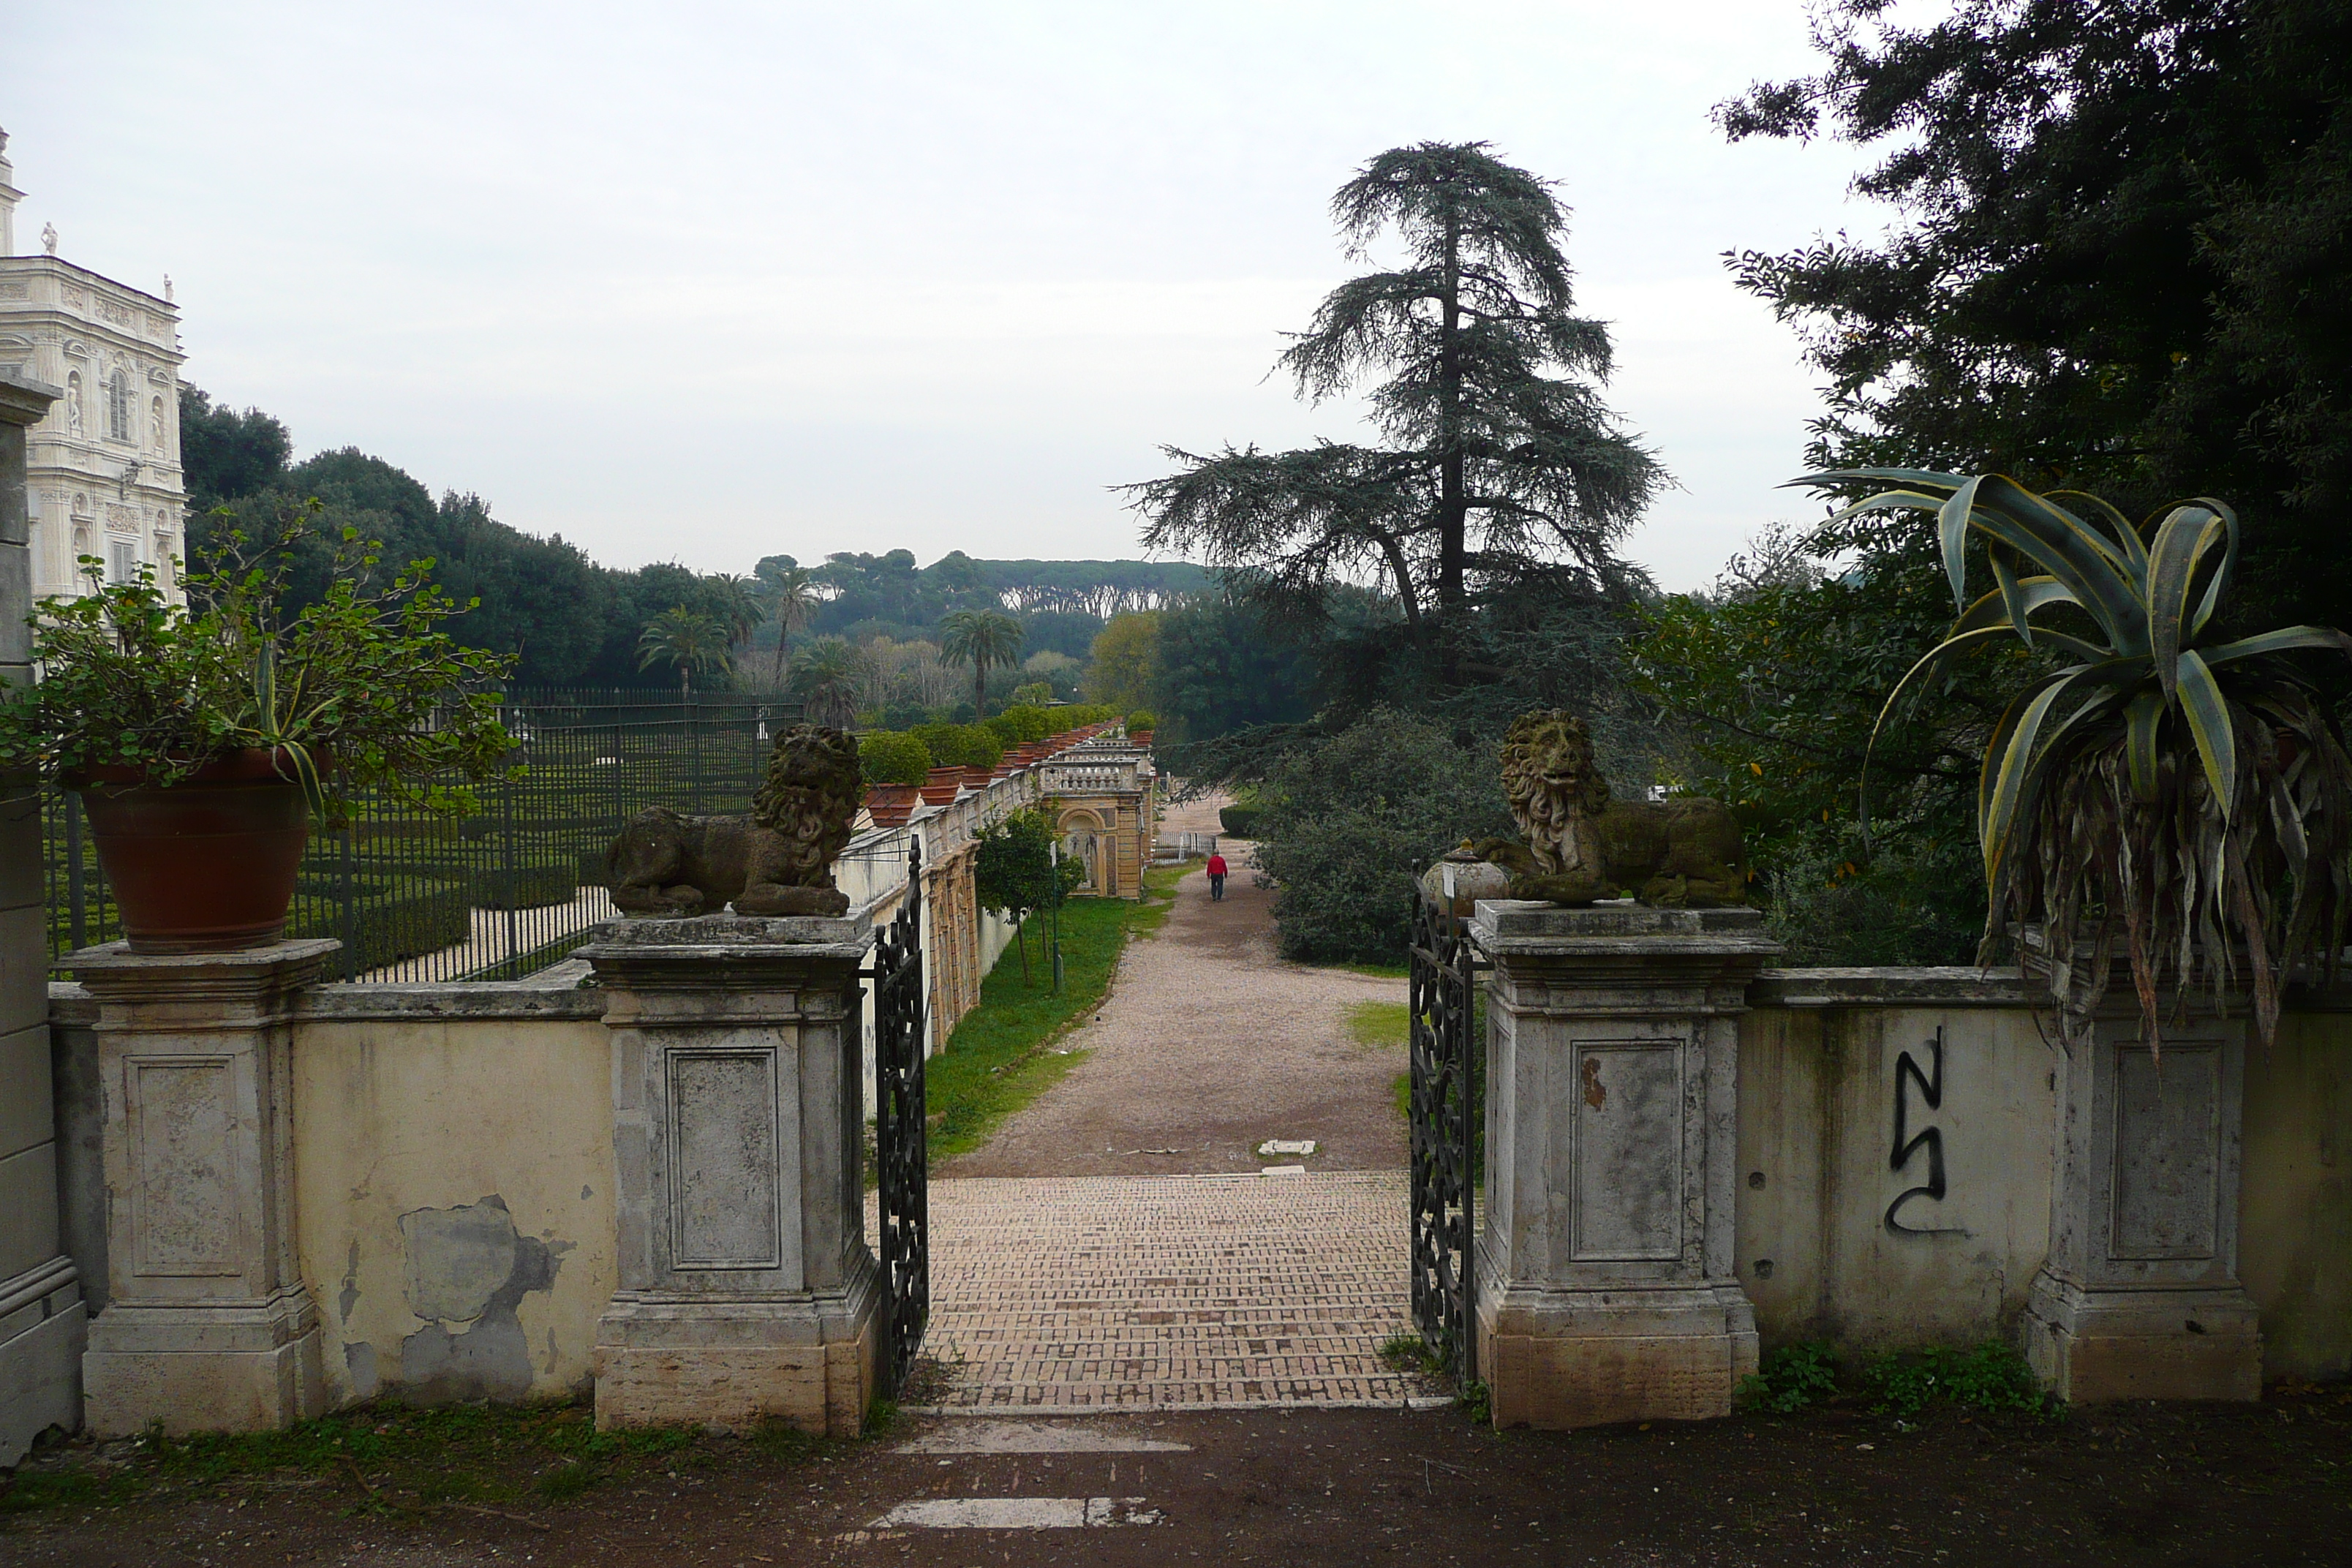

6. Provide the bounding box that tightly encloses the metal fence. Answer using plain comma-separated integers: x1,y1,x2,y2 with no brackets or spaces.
45,688,804,983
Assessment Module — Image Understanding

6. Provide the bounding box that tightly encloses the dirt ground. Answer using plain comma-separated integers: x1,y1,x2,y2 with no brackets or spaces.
943,795,1409,1179
8,1387,2349,1567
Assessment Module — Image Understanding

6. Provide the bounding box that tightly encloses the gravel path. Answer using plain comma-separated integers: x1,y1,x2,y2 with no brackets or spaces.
941,793,1409,1177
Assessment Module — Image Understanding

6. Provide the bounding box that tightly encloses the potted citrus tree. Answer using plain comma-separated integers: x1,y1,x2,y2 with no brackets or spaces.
0,510,517,952
1818,468,2352,1045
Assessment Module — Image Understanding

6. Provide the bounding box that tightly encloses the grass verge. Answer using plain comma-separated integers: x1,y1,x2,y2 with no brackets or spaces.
924,864,1183,1162
1343,1000,1414,1126
0,1395,842,1522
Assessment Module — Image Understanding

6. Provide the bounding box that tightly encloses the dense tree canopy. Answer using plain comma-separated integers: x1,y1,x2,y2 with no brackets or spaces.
1637,0,2352,963
1719,0,2352,631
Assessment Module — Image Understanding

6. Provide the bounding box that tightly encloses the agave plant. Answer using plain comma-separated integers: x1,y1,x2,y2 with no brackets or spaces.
1800,468,2352,1044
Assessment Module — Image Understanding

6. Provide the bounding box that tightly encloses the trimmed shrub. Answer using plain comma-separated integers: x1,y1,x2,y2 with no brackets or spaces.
1218,804,1263,837
472,862,581,910
288,882,472,972
990,704,1053,745
857,730,932,787
1124,709,1158,733
1251,709,1514,965
914,723,1002,771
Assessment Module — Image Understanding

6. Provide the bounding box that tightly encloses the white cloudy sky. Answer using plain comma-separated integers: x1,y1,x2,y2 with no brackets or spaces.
4,1,1895,591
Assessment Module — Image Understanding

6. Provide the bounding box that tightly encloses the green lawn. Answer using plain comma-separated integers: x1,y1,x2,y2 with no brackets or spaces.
1346,998,1409,1048
924,864,1183,1161
1343,999,1416,1126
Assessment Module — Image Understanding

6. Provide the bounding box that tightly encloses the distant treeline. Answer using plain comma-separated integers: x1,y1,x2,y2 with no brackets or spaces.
176,387,1208,686
754,550,1208,660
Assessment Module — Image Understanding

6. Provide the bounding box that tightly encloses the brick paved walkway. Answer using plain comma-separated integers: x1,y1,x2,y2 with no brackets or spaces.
916,1169,1436,1410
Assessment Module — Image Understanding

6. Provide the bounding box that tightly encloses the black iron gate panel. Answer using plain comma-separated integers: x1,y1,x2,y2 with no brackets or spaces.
1408,887,1480,1382
872,839,928,1398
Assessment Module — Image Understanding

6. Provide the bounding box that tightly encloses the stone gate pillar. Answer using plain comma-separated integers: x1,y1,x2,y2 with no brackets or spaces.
0,370,77,1462
581,914,880,1435
1468,901,1780,1428
2020,958,2262,1402
74,941,339,1435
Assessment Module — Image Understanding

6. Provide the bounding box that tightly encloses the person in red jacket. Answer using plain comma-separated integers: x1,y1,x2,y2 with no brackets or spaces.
1205,850,1229,902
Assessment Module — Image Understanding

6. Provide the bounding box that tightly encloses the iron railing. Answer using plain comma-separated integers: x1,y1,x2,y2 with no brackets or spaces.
45,689,804,983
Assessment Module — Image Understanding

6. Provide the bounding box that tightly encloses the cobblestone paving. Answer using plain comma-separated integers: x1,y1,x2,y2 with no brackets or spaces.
917,1169,1433,1409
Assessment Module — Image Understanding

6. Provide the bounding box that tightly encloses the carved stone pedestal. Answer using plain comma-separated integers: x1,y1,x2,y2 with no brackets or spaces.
2021,970,2261,1403
72,941,338,1436
1467,902,1780,1428
581,916,879,1436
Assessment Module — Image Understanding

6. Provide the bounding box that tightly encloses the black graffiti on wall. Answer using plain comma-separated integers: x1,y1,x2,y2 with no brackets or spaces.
1885,1026,1967,1236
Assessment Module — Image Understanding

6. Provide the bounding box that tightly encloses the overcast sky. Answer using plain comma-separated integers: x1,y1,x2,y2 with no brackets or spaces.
4,1,1893,591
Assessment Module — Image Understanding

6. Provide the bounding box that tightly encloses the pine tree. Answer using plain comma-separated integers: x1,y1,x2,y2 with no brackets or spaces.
1126,143,1663,680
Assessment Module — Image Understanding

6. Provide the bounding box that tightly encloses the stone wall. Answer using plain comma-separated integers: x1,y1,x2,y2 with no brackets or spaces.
1730,968,2351,1381
286,979,615,1406
0,371,80,1465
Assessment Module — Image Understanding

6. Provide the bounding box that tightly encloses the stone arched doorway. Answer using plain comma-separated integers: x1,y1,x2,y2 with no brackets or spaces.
1055,807,1110,896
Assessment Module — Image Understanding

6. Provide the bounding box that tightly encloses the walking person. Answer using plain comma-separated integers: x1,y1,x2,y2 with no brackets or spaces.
1205,849,1228,902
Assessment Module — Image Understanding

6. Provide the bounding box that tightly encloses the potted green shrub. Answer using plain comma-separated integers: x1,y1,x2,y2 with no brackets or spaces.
0,513,516,952
1125,709,1157,747
1821,468,2352,1044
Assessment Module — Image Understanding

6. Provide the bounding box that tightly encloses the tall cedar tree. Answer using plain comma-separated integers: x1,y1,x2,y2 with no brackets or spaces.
1126,143,1662,674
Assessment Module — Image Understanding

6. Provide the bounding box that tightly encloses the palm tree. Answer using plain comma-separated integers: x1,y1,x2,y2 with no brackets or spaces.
788,636,868,728
757,564,832,686
938,609,1025,717
636,606,731,698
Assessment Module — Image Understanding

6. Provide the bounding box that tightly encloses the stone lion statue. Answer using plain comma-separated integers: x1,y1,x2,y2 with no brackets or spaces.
1474,710,1749,908
606,724,863,919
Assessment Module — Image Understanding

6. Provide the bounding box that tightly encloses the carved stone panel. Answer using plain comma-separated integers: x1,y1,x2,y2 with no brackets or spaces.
2110,1042,2221,1262
668,1049,783,1271
127,1057,238,1278
1571,1040,1683,1262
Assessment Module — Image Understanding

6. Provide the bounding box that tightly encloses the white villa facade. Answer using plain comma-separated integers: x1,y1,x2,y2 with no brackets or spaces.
0,129,187,604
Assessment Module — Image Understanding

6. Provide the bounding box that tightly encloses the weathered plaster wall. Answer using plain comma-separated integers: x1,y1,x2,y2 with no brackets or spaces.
1736,970,2352,1379
290,999,615,1406
2241,1006,2352,1380
1735,977,2054,1354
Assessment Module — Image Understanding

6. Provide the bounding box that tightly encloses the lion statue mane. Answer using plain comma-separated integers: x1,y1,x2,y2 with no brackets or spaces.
606,723,864,919
1475,709,1749,908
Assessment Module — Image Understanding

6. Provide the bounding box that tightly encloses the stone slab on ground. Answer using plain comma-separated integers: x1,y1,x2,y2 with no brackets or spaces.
911,1169,1434,1409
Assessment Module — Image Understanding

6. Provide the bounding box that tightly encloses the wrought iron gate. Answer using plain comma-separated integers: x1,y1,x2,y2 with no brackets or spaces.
872,840,929,1397
1408,887,1480,1382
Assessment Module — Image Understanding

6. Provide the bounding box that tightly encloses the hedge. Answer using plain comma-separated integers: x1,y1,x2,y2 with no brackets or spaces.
1219,804,1263,837
472,862,581,910
985,705,1054,747
913,723,1003,772
287,882,473,973
857,730,932,786
1125,709,1158,733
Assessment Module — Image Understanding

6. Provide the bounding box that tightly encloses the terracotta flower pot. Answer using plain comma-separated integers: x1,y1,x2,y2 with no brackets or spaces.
74,749,314,954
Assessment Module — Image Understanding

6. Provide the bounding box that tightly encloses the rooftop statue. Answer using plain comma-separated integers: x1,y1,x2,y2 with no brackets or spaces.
606,723,863,919
1475,709,1749,908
